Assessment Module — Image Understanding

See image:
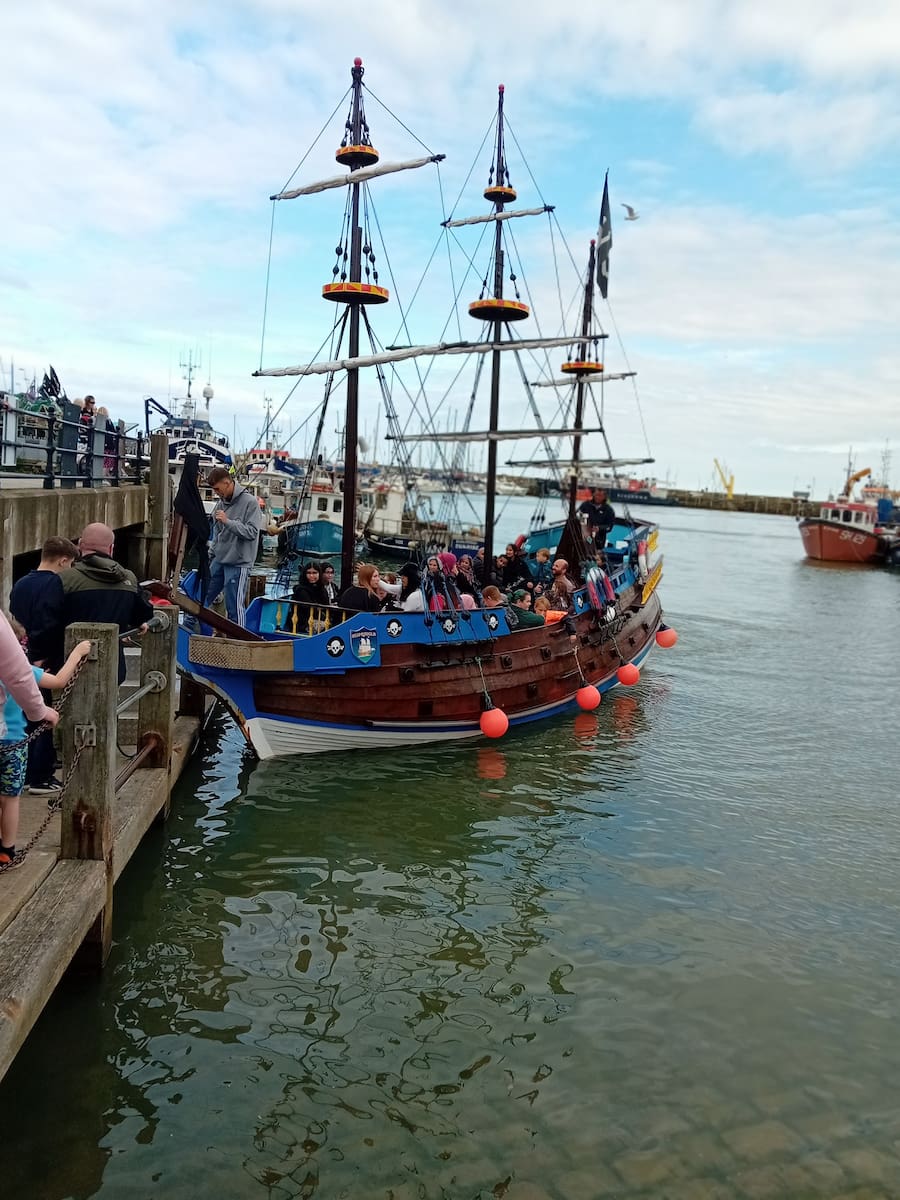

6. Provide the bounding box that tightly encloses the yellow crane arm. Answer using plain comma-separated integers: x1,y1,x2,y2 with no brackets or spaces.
713,458,735,499
843,467,872,496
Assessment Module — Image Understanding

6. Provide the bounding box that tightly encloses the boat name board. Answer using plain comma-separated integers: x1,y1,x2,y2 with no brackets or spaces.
641,558,664,604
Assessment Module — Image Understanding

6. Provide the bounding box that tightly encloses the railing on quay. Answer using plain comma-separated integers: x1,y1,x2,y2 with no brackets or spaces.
0,393,146,489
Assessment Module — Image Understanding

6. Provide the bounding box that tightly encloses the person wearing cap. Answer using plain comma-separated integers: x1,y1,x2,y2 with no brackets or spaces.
510,588,545,627
57,523,153,683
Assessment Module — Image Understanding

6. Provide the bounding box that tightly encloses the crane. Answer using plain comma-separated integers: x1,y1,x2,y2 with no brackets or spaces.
713,458,735,500
841,466,871,498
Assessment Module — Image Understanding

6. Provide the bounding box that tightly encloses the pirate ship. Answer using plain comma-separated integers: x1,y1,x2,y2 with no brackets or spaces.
169,59,675,758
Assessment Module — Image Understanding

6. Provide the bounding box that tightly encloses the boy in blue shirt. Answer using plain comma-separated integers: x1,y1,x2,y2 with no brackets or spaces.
1,625,92,870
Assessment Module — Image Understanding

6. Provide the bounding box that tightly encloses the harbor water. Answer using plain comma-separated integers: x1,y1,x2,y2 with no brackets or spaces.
3,502,899,1199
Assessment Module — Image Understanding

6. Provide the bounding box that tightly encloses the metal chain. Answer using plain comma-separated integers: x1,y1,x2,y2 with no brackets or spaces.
0,654,91,873
0,742,89,872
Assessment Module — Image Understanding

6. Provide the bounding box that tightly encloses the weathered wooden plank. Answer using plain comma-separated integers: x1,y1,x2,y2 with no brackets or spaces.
136,608,178,771
0,859,106,1083
144,433,171,580
60,623,119,968
0,851,58,939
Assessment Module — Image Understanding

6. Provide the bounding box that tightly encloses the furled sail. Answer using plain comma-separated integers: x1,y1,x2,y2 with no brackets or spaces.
271,154,446,201
530,371,636,388
254,335,578,378
388,428,606,445
442,205,554,228
505,456,655,468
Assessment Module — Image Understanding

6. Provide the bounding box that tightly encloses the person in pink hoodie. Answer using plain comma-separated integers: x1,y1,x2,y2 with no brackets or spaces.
0,612,62,869
0,611,58,738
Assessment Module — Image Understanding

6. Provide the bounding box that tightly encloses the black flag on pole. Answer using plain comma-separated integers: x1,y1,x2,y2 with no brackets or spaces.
173,452,210,593
596,172,612,299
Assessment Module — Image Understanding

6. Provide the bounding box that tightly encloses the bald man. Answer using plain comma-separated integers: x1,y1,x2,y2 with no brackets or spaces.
56,523,154,682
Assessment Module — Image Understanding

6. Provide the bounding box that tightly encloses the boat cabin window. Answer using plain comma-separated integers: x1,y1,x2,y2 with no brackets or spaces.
317,497,328,512
333,499,343,514
842,510,852,523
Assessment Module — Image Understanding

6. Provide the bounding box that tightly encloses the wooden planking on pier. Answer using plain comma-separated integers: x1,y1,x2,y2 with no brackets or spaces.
0,613,207,1084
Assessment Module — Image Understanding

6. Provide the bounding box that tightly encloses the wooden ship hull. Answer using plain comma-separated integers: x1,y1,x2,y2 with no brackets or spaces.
178,570,664,759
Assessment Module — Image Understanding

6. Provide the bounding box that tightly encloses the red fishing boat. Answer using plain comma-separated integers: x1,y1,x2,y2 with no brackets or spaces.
798,466,893,563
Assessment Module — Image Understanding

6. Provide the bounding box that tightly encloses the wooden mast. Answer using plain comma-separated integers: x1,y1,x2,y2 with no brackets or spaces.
339,58,365,593
483,85,510,576
567,241,597,527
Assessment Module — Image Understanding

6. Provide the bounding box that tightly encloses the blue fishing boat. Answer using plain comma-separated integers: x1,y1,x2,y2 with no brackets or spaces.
170,59,676,758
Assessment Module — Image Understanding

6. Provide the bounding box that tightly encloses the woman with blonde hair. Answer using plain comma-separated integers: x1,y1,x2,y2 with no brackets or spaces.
338,563,387,613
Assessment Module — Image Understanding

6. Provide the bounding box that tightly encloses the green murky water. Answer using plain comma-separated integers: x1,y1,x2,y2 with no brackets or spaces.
3,507,900,1199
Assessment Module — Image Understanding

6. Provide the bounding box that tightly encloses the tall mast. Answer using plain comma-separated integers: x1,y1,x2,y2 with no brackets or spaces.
470,84,530,574
340,60,365,592
312,57,390,590
567,241,597,526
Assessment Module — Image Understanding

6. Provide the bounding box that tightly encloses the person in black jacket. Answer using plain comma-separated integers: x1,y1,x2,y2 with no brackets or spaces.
338,564,387,613
578,487,616,547
9,535,78,793
289,563,329,633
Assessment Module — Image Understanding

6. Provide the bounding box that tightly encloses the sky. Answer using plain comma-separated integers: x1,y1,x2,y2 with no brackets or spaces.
3,0,900,496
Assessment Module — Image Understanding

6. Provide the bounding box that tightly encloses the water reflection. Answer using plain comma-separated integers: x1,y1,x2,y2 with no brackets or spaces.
4,507,900,1199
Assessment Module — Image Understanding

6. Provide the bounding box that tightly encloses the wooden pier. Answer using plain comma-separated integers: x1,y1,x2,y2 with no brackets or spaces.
0,435,210,1083
0,614,207,1083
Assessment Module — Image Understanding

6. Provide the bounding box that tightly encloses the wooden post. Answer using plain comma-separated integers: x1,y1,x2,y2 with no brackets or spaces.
136,608,177,779
145,432,171,580
247,572,267,604
60,622,119,969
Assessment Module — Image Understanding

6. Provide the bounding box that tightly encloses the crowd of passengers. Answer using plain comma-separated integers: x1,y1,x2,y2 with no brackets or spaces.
286,544,582,631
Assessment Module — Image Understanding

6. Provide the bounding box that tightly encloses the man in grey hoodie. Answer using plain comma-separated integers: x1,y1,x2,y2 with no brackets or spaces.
205,467,263,627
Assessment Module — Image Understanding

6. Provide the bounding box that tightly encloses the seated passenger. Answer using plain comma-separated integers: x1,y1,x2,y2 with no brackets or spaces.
534,595,566,624
320,562,338,604
338,563,388,613
509,588,545,627
532,547,552,593
481,585,505,609
289,563,328,633
399,563,425,612
546,559,576,610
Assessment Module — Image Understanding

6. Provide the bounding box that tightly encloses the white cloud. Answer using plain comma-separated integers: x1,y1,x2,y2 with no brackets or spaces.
2,0,900,495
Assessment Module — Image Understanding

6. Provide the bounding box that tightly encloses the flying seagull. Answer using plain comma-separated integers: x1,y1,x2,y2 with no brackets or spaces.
621,203,639,221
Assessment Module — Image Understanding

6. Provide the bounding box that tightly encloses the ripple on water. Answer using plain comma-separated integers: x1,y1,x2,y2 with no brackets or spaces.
3,507,900,1197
